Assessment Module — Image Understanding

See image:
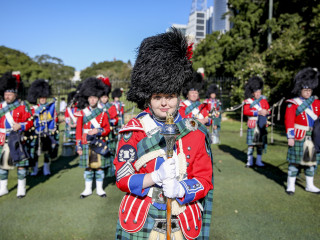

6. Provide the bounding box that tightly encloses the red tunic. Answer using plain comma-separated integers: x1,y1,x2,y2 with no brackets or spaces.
285,97,320,140
179,100,209,122
75,107,111,146
243,97,270,128
0,101,33,145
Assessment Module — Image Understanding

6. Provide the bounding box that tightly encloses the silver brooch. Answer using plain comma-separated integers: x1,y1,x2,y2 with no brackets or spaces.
185,118,198,131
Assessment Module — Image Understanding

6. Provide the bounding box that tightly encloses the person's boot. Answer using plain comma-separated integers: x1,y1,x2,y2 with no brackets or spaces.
96,180,107,198
0,179,9,197
17,178,26,199
80,180,93,199
43,162,51,176
286,176,296,195
305,176,320,194
30,162,39,176
255,155,265,167
246,155,253,168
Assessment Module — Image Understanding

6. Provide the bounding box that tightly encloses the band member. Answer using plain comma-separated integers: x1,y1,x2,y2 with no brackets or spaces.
64,91,78,142
204,84,222,144
96,75,119,178
179,71,211,126
0,72,33,198
114,28,213,239
27,79,58,176
111,88,125,128
285,67,320,195
75,77,111,198
243,76,270,167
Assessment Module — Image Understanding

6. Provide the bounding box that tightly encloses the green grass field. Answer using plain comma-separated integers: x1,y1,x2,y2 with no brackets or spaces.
0,119,320,240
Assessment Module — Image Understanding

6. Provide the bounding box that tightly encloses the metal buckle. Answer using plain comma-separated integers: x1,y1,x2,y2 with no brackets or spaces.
153,218,180,234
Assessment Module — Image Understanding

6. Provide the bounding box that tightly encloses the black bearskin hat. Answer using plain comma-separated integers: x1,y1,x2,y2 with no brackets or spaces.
67,91,77,105
27,79,51,104
0,72,21,97
182,71,204,99
77,77,109,109
244,76,264,99
127,27,193,109
292,67,319,95
206,84,219,98
112,88,122,99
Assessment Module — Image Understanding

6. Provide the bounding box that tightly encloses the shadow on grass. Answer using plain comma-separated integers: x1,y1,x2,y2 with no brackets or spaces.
218,144,287,188
22,154,79,193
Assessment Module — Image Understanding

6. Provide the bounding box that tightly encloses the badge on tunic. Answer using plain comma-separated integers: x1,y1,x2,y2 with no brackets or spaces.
123,132,132,142
118,144,137,163
185,118,198,131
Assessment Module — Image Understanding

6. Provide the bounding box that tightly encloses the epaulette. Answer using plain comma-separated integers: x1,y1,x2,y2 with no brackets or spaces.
286,98,298,105
119,118,144,133
243,98,253,104
74,111,83,117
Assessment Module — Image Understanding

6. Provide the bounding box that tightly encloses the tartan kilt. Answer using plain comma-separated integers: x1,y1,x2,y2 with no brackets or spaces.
287,137,320,164
0,145,29,167
246,128,254,145
79,144,109,169
64,125,76,140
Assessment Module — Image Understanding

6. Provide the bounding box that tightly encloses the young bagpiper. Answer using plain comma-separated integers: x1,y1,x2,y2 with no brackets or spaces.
204,84,222,144
0,72,33,198
179,71,211,127
114,28,213,239
243,76,270,167
27,79,58,176
75,77,111,198
285,67,320,195
64,91,78,142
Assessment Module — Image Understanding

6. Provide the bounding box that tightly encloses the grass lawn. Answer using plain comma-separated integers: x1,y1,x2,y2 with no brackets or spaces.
0,119,320,240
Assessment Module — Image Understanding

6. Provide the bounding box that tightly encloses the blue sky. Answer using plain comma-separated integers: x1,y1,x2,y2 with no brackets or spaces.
0,0,204,71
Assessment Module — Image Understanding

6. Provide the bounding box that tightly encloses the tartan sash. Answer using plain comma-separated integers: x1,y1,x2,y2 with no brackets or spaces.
101,102,112,111
137,118,211,159
83,108,103,125
185,101,201,115
250,97,262,108
296,96,315,116
0,100,20,118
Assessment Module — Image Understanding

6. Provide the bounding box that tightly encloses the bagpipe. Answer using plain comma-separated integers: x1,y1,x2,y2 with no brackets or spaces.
25,99,59,158
86,134,110,169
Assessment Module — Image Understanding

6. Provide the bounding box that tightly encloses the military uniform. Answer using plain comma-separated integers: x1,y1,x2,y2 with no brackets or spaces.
285,67,320,195
0,72,33,198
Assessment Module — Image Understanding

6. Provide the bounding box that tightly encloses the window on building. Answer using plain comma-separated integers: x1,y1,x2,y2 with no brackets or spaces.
197,13,205,18
196,26,204,30
196,32,204,37
197,19,204,24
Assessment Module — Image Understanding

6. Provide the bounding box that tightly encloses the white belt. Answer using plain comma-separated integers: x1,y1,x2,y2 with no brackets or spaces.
0,129,11,134
83,129,90,134
147,187,154,198
294,124,310,131
248,117,258,120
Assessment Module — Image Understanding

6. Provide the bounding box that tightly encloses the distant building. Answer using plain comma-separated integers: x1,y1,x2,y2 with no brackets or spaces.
72,71,81,82
213,0,230,33
167,24,187,35
186,0,207,44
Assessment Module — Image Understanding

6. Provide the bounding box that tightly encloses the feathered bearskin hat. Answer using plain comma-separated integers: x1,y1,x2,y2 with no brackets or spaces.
182,71,204,99
77,77,109,109
0,71,24,97
27,79,51,104
112,88,122,99
206,84,219,98
292,67,319,95
97,74,111,96
127,27,193,109
244,76,264,99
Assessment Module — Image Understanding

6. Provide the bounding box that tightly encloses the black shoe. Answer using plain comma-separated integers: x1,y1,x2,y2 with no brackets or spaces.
80,194,91,199
98,194,107,198
17,195,25,199
286,191,294,196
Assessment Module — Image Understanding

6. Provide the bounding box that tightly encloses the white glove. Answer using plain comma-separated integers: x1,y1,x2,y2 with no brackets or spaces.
151,157,176,186
163,178,185,198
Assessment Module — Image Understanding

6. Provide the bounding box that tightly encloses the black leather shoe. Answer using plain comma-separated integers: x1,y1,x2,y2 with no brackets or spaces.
98,194,107,198
80,194,91,199
17,195,25,199
286,191,294,196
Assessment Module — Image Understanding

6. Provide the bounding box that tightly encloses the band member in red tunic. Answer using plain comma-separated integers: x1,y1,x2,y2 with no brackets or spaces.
64,91,78,142
243,76,270,167
75,77,111,198
0,72,33,198
114,28,213,240
111,88,125,128
285,67,320,195
179,72,211,127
